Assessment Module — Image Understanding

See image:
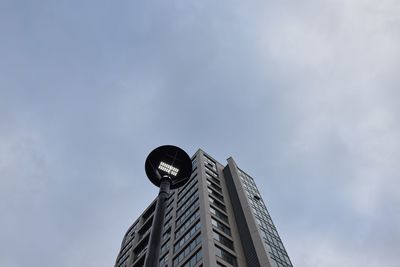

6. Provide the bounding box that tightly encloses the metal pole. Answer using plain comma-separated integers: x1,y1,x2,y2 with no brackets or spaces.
144,176,171,267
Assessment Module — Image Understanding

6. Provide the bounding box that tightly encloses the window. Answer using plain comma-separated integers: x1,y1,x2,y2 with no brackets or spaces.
119,242,133,260
207,180,222,193
162,227,171,242
126,221,138,238
164,215,172,228
213,231,234,250
117,250,130,267
176,205,200,227
206,172,221,185
178,181,198,203
203,154,216,165
211,218,231,236
181,249,202,267
207,187,224,202
178,174,197,196
177,190,199,217
215,246,237,267
175,210,200,239
161,241,170,254
159,253,169,266
173,235,202,266
210,207,228,223
175,211,200,239
174,221,201,252
209,196,226,211
165,205,173,217
205,167,218,177
205,165,217,173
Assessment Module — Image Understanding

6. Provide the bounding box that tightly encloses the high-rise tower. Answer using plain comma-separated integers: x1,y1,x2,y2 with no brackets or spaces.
115,149,292,267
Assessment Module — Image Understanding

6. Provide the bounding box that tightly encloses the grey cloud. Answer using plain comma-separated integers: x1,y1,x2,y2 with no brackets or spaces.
1,0,399,266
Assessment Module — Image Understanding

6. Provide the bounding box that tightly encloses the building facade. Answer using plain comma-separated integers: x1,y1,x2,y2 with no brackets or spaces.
115,149,292,267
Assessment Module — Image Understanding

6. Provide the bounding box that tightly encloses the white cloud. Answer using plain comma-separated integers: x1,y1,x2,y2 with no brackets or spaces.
250,0,400,217
292,233,399,267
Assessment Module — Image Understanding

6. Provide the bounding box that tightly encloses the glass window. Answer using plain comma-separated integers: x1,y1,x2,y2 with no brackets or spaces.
178,175,198,197
175,212,200,239
206,172,221,185
181,249,202,267
162,227,171,242
176,205,200,227
207,187,224,202
174,221,201,252
177,192,199,217
206,167,218,177
178,181,198,205
213,231,234,250
207,180,223,193
159,253,169,266
215,246,237,267
161,241,169,254
210,207,228,223
173,235,202,266
211,218,231,236
209,196,226,211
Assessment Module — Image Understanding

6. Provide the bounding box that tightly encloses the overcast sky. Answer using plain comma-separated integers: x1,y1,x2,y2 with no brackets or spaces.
1,0,399,266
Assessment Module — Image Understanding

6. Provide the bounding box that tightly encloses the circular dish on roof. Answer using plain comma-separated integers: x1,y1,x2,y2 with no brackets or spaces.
145,145,192,189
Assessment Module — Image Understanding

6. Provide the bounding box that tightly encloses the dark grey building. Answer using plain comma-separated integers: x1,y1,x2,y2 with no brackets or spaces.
115,149,292,267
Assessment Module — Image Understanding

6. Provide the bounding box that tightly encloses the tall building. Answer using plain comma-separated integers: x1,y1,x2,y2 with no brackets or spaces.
115,149,292,267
